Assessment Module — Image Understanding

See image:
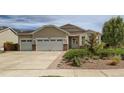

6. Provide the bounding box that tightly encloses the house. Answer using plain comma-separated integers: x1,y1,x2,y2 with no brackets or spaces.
18,24,101,51
0,27,18,49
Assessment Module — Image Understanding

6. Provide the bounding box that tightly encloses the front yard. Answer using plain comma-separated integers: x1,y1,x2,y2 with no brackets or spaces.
57,48,124,69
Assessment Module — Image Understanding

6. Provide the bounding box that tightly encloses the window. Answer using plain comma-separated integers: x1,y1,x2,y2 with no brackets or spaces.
57,39,62,41
21,40,26,42
44,40,49,42
51,39,56,41
27,40,32,42
38,40,43,42
72,38,77,44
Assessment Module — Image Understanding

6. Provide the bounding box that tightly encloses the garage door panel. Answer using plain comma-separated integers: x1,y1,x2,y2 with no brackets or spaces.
36,38,63,51
37,39,50,51
21,40,32,51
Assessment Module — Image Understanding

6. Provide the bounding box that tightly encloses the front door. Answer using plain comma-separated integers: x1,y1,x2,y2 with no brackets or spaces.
70,36,79,48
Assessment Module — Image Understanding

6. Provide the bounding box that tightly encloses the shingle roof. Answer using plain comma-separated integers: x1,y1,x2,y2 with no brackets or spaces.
60,24,86,33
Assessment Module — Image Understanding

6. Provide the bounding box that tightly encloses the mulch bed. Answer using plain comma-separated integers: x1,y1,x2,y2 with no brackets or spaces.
57,60,124,69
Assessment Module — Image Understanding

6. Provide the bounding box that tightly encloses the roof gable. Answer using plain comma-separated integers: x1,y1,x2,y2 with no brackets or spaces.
60,24,86,33
0,27,17,35
32,25,70,35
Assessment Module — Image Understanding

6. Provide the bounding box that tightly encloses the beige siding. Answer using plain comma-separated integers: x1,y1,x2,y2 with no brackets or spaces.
19,35,32,38
0,29,18,48
33,27,67,39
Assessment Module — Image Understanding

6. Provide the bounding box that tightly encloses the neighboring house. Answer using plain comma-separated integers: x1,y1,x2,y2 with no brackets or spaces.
0,27,18,49
18,24,101,51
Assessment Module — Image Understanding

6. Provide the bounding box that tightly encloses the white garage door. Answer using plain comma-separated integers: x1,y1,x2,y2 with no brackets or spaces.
20,40,32,51
36,38,63,51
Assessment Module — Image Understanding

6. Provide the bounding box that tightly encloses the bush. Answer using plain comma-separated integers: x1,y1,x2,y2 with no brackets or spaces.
73,57,81,67
97,48,124,59
63,49,90,60
108,56,121,66
4,41,18,51
97,48,116,58
114,48,124,55
64,48,124,61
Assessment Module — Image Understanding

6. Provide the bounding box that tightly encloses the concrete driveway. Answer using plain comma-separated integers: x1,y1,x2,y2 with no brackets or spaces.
0,51,62,70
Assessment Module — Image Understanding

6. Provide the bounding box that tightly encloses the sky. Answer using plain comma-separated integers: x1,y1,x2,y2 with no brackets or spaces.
0,15,123,32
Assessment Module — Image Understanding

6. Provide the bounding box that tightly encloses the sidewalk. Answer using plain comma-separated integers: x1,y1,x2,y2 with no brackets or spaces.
1,69,124,77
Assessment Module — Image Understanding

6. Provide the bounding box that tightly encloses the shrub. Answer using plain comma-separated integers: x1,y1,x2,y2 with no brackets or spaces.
97,48,116,58
64,48,124,61
114,48,124,55
97,48,124,59
73,57,81,67
108,56,121,66
63,49,90,60
4,41,17,51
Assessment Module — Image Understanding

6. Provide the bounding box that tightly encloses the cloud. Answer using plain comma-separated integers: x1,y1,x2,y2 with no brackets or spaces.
0,15,12,19
0,15,58,30
0,15,123,31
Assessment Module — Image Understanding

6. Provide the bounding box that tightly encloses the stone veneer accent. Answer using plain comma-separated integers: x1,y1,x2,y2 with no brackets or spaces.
63,44,68,51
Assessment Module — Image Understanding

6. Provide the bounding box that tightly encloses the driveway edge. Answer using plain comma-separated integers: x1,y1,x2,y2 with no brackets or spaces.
47,51,66,69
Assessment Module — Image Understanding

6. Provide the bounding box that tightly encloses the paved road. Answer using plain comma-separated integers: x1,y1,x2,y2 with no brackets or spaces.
1,69,124,77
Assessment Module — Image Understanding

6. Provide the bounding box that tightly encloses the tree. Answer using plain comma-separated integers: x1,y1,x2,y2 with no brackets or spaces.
86,32,101,54
102,16,124,48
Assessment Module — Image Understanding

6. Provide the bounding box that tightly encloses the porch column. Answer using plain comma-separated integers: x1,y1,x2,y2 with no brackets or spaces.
79,35,82,47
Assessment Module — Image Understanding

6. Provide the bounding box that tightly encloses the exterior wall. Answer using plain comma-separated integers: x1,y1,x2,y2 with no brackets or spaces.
0,29,18,48
19,35,32,38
